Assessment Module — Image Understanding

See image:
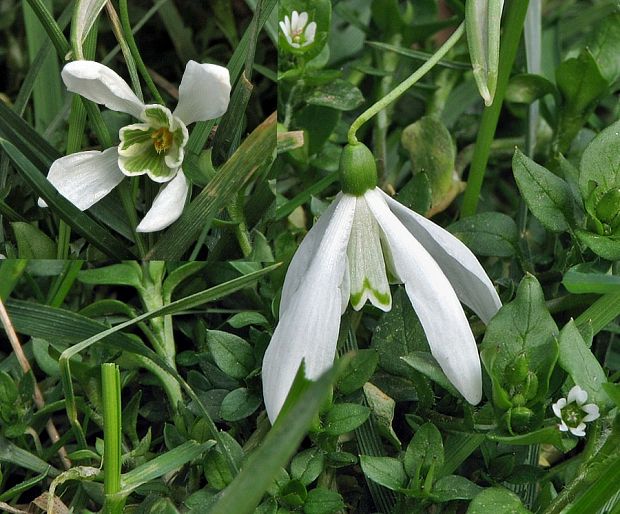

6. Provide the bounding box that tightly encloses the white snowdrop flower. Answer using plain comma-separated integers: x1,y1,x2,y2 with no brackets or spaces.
262,142,502,422
40,60,231,232
279,10,317,49
552,385,600,437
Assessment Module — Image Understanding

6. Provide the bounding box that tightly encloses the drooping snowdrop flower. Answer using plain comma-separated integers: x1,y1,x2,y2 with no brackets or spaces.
552,385,600,437
262,143,502,422
279,11,317,49
40,60,231,232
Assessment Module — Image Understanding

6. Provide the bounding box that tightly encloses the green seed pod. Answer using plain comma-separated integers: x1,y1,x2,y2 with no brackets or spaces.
504,406,534,434
504,352,529,386
339,142,378,196
523,371,539,401
595,188,620,231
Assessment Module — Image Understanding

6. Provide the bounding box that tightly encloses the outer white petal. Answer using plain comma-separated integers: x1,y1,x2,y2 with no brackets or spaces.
62,61,144,119
291,11,300,31
570,423,586,437
582,403,600,422
41,148,124,210
381,190,502,324
173,61,231,126
558,421,569,432
279,194,343,315
552,398,566,419
365,188,482,404
262,196,356,423
296,11,309,31
304,22,317,45
136,171,189,232
568,385,587,405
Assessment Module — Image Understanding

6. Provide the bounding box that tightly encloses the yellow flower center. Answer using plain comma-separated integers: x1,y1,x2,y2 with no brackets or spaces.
151,127,173,154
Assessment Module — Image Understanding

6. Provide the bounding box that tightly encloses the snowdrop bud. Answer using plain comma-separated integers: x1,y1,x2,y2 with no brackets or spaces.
339,143,378,196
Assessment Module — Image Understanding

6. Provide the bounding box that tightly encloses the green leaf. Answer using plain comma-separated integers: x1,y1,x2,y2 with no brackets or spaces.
564,455,620,514
336,349,379,394
575,230,620,261
0,260,28,301
0,139,134,259
11,222,56,259
359,456,407,491
486,426,566,449
404,423,444,479
480,274,559,407
579,119,620,197
401,352,459,398
448,212,519,257
78,263,143,289
363,383,401,448
303,488,345,514
227,312,269,329
512,149,575,232
147,113,276,260
467,487,531,513
290,448,325,486
555,50,608,152
202,432,244,490
207,330,255,379
306,80,364,111
322,403,370,436
121,441,214,494
563,263,620,294
401,116,456,205
587,13,620,84
208,362,342,514
219,388,262,422
558,320,609,406
505,73,557,104
432,475,482,502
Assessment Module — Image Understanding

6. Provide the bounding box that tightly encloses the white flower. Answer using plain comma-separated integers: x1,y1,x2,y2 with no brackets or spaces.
40,60,231,232
552,385,600,437
279,11,317,49
262,187,502,422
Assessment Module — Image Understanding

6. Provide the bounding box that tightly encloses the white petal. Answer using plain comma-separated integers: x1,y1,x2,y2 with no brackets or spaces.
381,191,501,324
62,61,144,119
304,22,317,45
136,171,189,232
347,196,391,312
552,399,566,419
570,423,586,437
558,422,569,432
291,11,300,31
582,403,600,422
173,61,231,126
262,195,356,422
568,385,587,405
296,11,309,31
365,188,482,405
279,194,343,315
42,148,124,210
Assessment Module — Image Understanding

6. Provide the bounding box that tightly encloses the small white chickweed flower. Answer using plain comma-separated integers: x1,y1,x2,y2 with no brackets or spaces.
552,385,600,437
279,11,317,49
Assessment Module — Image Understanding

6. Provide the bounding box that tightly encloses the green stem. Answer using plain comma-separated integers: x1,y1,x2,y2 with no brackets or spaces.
119,0,164,104
24,0,70,56
461,0,530,217
102,363,125,514
347,22,465,145
118,181,147,258
575,291,620,336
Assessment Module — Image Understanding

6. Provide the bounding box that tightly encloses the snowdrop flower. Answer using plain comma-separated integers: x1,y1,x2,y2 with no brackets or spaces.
40,60,231,232
280,11,317,49
262,143,502,422
552,385,600,437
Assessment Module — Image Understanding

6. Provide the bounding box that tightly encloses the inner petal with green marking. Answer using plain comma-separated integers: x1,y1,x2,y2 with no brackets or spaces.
347,196,392,312
117,104,188,183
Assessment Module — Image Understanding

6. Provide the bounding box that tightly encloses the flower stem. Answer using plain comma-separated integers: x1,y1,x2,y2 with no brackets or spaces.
460,0,531,217
118,0,164,104
347,22,465,146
